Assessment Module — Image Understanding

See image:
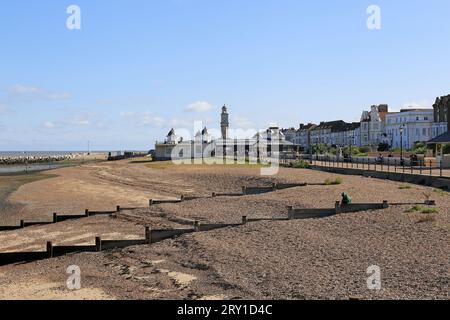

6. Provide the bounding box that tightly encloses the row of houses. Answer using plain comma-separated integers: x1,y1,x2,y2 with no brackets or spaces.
282,95,450,151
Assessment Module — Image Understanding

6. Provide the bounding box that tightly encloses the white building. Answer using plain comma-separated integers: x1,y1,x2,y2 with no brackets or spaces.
432,95,449,138
292,123,317,151
385,109,434,150
281,128,296,143
360,104,389,147
309,121,361,148
154,107,293,161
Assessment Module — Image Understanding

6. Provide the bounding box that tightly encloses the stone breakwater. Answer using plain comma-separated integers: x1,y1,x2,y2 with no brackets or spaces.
0,155,71,166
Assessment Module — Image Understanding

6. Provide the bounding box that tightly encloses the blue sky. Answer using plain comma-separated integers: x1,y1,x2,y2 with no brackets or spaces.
1,0,449,151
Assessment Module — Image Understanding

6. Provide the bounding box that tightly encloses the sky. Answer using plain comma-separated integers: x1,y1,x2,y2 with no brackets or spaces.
1,0,450,151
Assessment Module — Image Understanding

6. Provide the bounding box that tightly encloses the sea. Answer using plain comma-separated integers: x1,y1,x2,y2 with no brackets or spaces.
0,151,108,157
0,151,113,174
0,151,147,174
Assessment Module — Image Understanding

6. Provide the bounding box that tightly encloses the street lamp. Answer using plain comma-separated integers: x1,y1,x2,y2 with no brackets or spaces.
348,134,353,163
400,124,405,165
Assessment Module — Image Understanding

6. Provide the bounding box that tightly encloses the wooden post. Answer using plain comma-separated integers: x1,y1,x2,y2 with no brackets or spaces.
116,205,121,212
95,237,102,252
382,200,389,208
149,199,154,206
85,209,90,217
287,206,294,220
335,201,341,214
242,186,247,195
145,226,151,244
46,241,53,258
242,216,247,224
272,182,277,190
53,213,58,223
440,160,443,177
20,220,24,228
193,221,200,232
181,195,185,202
430,160,432,176
212,192,216,198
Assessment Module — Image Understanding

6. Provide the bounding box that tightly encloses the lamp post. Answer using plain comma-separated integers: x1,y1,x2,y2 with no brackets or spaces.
349,134,353,165
308,132,313,164
400,125,405,165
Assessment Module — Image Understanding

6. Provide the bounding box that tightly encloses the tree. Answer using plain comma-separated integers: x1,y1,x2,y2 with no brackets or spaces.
359,146,370,154
443,144,450,155
377,142,390,152
412,142,428,155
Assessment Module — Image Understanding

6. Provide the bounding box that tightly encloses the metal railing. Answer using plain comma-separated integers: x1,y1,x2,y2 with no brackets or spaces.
286,155,446,178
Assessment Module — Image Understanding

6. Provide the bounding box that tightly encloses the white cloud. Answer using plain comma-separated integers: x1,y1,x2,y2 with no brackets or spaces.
233,116,254,129
169,117,194,128
121,112,165,127
66,115,93,127
184,101,213,113
0,104,9,114
141,115,165,127
11,85,41,95
43,121,56,129
399,100,431,111
9,84,71,101
96,99,114,106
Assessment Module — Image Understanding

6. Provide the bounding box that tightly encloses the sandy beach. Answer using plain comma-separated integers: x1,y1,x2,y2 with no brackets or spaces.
0,158,448,300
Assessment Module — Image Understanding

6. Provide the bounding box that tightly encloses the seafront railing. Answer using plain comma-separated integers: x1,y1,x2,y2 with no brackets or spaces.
286,154,447,178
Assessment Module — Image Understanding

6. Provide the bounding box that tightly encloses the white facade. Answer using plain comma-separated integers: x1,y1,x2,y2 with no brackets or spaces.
385,109,434,150
281,128,296,143
292,124,316,151
360,105,388,147
432,122,448,139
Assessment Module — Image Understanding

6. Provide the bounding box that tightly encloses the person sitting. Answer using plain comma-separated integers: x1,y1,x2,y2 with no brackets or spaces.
341,192,352,205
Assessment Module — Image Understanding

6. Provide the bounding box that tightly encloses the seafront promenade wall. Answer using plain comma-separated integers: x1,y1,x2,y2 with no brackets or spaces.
311,165,450,190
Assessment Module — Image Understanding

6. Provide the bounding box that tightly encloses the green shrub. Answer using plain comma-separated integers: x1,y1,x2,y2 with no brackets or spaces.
359,146,370,153
325,177,343,185
406,205,439,214
406,205,422,213
421,208,438,214
335,177,343,185
291,160,310,169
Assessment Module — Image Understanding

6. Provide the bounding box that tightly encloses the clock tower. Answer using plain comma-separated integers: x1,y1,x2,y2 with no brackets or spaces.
221,105,229,140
